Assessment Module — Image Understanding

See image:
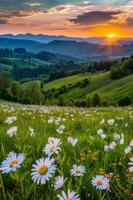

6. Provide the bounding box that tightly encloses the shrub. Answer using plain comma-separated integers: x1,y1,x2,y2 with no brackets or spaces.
91,93,101,107
118,96,132,106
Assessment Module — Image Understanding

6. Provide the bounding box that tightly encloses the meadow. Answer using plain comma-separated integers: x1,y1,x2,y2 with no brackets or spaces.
0,102,133,200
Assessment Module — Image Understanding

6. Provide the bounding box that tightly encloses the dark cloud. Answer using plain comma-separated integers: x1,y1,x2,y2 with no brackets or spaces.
126,17,133,25
70,11,122,25
0,19,8,24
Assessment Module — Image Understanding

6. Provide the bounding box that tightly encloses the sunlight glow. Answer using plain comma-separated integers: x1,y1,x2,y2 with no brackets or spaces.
107,34,116,38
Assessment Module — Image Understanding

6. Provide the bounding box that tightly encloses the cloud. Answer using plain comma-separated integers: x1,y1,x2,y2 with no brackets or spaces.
70,11,122,25
0,19,8,24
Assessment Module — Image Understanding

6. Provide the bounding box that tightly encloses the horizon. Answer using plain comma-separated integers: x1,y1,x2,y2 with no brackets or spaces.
0,33,133,40
0,0,132,38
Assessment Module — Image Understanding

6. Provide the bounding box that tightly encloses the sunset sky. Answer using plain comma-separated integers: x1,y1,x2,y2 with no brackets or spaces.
0,0,133,38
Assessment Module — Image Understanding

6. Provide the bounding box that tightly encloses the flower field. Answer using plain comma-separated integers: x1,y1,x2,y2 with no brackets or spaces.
0,102,133,200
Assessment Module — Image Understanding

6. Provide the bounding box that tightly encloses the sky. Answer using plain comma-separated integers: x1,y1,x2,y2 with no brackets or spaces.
0,0,133,38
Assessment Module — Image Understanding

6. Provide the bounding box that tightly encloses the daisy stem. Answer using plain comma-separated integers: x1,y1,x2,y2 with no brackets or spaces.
99,190,102,200
0,174,7,200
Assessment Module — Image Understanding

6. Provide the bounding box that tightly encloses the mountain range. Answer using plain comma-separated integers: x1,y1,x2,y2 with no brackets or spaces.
0,34,133,61
0,33,133,45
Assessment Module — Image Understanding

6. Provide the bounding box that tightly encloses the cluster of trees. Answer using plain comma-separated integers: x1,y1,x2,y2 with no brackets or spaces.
0,72,132,107
0,72,43,104
53,93,132,107
111,56,133,79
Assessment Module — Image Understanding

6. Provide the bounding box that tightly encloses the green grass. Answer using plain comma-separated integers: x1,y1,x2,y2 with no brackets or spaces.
95,74,133,101
0,102,133,199
43,72,133,103
5,58,52,68
44,72,102,91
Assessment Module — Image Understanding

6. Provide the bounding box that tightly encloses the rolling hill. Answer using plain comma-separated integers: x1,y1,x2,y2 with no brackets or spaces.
1,33,133,45
0,38,133,61
43,71,133,104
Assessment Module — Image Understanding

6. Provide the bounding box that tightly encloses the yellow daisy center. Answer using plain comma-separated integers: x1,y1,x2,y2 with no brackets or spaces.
50,145,56,152
65,198,72,200
76,169,81,173
9,160,19,168
39,165,48,175
96,180,103,185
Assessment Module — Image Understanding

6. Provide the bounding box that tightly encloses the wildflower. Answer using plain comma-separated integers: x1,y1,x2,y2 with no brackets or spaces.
67,137,78,146
0,152,25,173
92,175,110,190
7,126,17,137
54,176,67,190
29,127,35,137
124,146,131,155
107,119,115,125
113,133,120,140
70,165,86,176
104,145,109,151
56,125,65,134
100,119,105,125
56,128,64,134
109,141,117,150
31,158,56,185
120,134,124,145
5,117,17,124
129,140,133,147
57,190,80,200
128,157,133,173
43,137,61,157
97,129,104,135
100,134,106,139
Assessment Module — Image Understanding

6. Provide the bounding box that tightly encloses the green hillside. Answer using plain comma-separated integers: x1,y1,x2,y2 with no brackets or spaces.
2,58,52,68
43,71,133,103
44,72,104,91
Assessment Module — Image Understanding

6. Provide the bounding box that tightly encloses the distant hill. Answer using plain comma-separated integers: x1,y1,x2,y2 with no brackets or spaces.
0,34,107,44
0,33,133,45
0,38,133,61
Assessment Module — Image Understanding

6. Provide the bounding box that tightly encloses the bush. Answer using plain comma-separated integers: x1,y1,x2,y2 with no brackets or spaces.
118,96,132,106
91,93,101,107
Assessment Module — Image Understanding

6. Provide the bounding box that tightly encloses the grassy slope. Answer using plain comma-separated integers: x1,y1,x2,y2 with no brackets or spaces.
0,63,13,71
43,72,133,102
95,74,133,101
0,58,53,71
5,58,52,68
44,72,103,91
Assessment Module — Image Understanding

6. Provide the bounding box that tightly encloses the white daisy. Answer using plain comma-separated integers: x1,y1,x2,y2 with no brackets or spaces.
7,126,17,137
97,129,104,135
104,144,109,151
67,137,78,146
113,133,120,140
120,134,124,145
0,152,25,173
29,126,35,137
5,117,17,124
92,175,110,190
70,165,86,177
124,146,131,154
129,140,133,147
57,190,80,200
107,119,115,125
43,137,62,157
109,141,117,150
128,157,133,173
54,176,67,190
31,158,56,185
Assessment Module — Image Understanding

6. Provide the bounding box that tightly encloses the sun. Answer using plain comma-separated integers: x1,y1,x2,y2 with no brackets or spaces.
107,34,116,39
